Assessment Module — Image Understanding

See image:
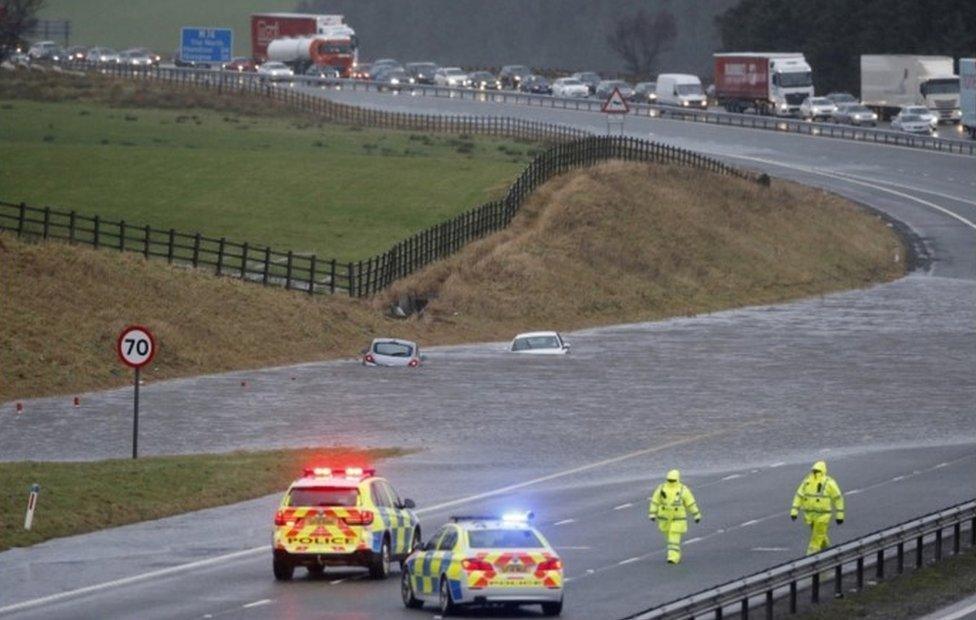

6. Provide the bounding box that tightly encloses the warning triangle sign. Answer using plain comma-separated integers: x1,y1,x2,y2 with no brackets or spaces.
601,87,630,114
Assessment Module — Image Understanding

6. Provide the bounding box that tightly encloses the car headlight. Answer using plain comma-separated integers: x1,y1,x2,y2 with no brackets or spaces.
682,100,689,106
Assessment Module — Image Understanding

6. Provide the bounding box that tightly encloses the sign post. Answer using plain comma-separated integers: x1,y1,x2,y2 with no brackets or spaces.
601,87,630,134
116,325,156,459
24,484,40,530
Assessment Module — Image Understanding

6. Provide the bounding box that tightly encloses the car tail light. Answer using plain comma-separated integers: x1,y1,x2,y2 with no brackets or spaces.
408,359,419,367
343,510,374,526
364,354,375,364
537,558,562,572
274,509,296,526
461,558,494,572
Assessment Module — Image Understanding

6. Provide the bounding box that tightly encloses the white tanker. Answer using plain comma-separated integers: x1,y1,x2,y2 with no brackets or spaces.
265,26,357,75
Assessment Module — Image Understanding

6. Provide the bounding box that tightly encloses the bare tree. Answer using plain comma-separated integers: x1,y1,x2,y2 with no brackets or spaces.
0,0,45,58
606,7,677,78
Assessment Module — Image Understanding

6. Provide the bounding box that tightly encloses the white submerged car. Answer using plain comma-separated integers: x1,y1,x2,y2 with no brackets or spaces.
401,513,563,616
362,338,423,367
510,331,570,355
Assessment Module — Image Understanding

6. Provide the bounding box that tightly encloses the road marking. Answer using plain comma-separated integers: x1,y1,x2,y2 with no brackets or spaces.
329,579,345,585
722,474,743,481
892,475,906,482
847,489,863,495
685,537,703,544
613,503,633,510
556,546,591,550
242,599,271,609
618,557,641,565
827,169,976,208
769,462,786,468
740,519,760,527
752,547,789,552
554,518,576,526
936,462,950,469
933,598,976,620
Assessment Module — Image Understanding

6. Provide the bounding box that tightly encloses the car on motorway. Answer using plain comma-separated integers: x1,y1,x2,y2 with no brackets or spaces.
401,512,563,616
551,77,590,98
350,63,373,80
256,61,294,81
824,92,859,107
406,62,439,84
467,70,501,90
86,46,120,64
434,67,469,87
273,466,419,581
27,40,63,61
595,79,635,101
226,57,258,73
371,58,403,72
363,338,424,367
510,331,570,355
378,67,415,90
799,96,837,121
571,71,602,94
831,103,878,126
64,45,88,62
119,48,156,67
519,74,552,95
634,81,658,103
894,105,939,130
305,64,340,78
499,65,532,89
891,113,937,135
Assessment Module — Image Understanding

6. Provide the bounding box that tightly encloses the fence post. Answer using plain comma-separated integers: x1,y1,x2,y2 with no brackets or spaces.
216,237,226,275
118,220,125,251
42,207,51,239
357,260,364,296
69,210,76,243
143,225,150,258
192,233,201,267
93,215,100,248
262,247,271,284
241,242,249,278
330,258,337,294
284,250,293,289
347,262,355,297
167,229,175,263
17,202,26,236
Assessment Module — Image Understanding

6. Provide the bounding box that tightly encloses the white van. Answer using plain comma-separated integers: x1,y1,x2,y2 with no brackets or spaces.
655,74,707,108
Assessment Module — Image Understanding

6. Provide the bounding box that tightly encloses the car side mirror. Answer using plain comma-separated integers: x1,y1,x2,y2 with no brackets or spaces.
401,498,416,509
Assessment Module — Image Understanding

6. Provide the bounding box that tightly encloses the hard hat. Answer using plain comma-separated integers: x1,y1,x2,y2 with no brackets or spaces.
811,461,827,474
666,469,680,482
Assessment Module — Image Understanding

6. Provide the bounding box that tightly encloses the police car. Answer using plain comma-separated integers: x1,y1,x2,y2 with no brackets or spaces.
401,512,563,616
272,466,420,580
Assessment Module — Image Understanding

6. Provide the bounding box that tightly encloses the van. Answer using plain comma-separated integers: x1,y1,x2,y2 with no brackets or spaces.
655,74,707,108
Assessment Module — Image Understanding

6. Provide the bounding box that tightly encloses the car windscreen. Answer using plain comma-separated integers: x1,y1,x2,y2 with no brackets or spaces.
514,336,560,350
676,83,703,95
467,528,544,549
374,341,414,357
288,487,358,507
900,115,922,122
921,78,959,96
561,79,582,86
810,98,831,105
777,71,812,88
445,69,465,75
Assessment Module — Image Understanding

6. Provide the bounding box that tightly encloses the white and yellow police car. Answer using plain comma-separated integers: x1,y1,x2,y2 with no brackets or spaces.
272,466,420,580
401,512,564,616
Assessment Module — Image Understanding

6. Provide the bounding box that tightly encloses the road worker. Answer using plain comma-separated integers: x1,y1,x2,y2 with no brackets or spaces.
790,460,845,555
648,469,701,564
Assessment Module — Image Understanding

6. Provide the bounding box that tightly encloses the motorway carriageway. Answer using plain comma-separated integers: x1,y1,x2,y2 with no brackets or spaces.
0,87,974,618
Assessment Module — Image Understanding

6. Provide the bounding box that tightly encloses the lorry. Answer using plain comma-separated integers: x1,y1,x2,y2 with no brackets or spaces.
962,58,976,139
713,53,814,116
860,55,960,123
654,74,707,108
250,13,357,76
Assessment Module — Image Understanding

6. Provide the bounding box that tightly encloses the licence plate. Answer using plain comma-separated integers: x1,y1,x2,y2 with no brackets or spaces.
308,515,335,526
502,565,528,574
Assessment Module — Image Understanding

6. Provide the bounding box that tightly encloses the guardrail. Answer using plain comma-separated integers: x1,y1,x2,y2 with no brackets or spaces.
66,62,976,157
624,499,976,620
1,135,753,298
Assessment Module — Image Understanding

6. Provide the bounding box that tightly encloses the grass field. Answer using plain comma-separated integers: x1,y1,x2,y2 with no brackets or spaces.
0,447,408,552
39,1,294,57
0,98,533,260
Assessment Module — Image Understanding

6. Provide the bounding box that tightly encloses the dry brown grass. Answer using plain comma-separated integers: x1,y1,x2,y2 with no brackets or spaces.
0,162,904,402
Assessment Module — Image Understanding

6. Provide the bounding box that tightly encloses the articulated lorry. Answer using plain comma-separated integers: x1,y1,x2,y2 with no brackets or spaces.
713,52,814,116
959,58,975,138
860,55,960,123
250,13,357,76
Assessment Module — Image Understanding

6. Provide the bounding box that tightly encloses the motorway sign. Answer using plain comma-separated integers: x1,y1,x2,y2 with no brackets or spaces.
116,325,156,368
602,87,630,114
179,27,233,64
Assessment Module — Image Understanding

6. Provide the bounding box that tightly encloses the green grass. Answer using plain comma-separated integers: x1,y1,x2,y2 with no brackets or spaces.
0,99,533,260
0,447,409,551
39,0,295,57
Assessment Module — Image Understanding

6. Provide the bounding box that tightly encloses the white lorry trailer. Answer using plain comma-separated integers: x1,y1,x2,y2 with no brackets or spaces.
960,58,975,139
860,55,961,123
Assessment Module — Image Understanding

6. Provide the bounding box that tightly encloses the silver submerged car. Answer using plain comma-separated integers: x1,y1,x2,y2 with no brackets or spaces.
510,331,570,355
362,338,423,367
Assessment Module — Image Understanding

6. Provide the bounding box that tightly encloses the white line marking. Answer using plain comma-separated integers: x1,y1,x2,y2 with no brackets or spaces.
892,475,906,482
935,462,950,469
613,503,633,511
555,546,591,550
934,599,976,620
618,557,641,565
847,489,863,495
685,537,702,544
828,170,976,208
329,579,345,585
740,519,760,527
242,599,271,609
769,462,786,468
553,518,576,526
721,474,743,481
752,547,789,552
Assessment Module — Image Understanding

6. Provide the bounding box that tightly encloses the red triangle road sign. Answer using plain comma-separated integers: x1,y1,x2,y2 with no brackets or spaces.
601,87,630,114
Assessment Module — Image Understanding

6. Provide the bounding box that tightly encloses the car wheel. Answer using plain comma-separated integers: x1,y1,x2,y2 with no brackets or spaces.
401,570,424,609
542,598,564,616
272,555,294,581
439,576,457,616
369,537,391,579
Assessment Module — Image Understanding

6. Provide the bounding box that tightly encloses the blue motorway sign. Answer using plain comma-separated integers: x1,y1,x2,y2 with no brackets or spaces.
179,27,233,64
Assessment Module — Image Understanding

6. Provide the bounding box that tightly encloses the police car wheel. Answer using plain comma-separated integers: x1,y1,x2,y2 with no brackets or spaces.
542,598,563,616
272,556,294,581
401,570,423,609
439,577,457,615
369,538,391,579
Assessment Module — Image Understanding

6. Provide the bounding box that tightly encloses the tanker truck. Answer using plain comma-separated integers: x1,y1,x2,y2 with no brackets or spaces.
251,13,357,76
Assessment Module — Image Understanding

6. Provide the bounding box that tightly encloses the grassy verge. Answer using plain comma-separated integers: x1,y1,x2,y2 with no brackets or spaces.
0,72,537,260
796,548,976,620
0,447,409,552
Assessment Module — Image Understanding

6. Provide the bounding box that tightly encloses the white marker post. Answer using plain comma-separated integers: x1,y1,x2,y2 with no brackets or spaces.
24,484,40,530
116,325,157,459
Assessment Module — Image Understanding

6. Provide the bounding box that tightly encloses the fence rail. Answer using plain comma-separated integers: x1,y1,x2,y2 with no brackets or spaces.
625,499,976,620
72,62,976,157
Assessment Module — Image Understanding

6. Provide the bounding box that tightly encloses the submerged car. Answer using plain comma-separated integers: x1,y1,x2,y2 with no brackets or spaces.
510,332,570,355
363,338,423,367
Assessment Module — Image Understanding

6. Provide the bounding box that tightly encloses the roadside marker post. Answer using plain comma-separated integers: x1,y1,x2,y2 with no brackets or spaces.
24,484,40,530
602,87,629,134
116,325,156,459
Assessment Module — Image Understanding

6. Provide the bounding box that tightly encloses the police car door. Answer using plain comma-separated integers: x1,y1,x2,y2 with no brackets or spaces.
379,480,411,555
412,527,448,595
369,481,395,549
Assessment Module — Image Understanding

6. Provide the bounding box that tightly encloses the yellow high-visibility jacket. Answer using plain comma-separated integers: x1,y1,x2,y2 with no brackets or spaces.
791,464,845,523
649,482,700,533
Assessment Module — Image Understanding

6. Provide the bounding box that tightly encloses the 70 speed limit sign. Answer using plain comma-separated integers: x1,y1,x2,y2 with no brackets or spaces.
116,325,156,368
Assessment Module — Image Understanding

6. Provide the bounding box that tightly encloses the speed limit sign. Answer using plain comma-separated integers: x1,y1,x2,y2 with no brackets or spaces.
116,325,156,368
116,325,156,459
